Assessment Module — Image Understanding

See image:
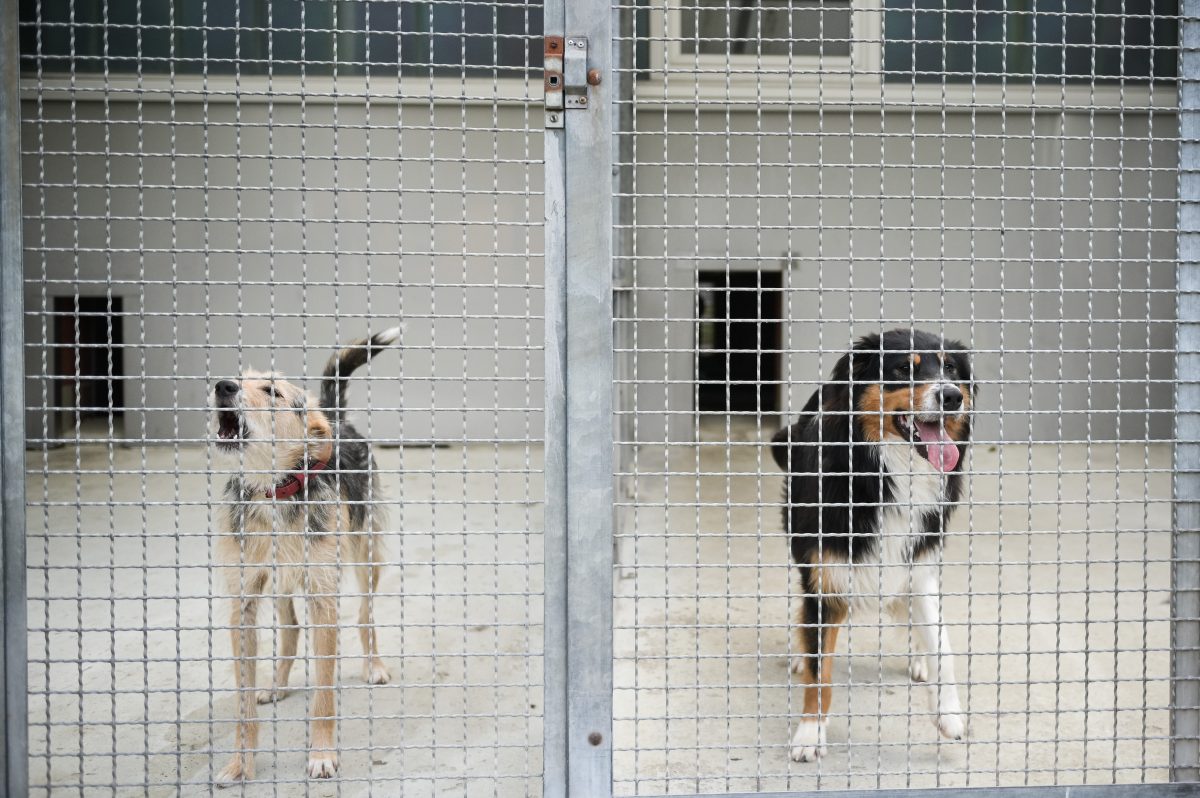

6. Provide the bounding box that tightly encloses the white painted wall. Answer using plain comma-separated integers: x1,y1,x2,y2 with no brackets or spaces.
621,107,1178,446
22,94,1178,446
22,95,546,445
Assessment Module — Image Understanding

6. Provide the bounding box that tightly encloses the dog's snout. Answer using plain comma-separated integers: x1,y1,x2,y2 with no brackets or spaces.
215,379,240,399
938,385,963,411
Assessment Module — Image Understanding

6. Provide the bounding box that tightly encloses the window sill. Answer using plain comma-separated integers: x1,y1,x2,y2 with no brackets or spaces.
20,70,1179,114
20,73,543,106
626,71,1179,112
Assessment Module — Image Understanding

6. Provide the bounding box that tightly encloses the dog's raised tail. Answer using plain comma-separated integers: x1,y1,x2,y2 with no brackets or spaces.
320,326,401,419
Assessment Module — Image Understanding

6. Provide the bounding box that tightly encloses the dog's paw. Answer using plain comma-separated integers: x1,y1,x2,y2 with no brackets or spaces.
364,659,391,685
788,656,805,677
306,751,339,779
789,720,827,762
936,713,965,740
257,687,290,704
909,657,928,683
215,755,254,785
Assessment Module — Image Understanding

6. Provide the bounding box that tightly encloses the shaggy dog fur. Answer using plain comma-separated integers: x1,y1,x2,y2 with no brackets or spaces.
210,328,399,783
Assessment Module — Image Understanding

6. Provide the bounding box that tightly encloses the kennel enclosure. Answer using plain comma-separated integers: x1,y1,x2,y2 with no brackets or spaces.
2,0,1199,794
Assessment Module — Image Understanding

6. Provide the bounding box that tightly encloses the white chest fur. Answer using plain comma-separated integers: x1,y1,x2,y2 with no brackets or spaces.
878,441,946,508
835,442,947,604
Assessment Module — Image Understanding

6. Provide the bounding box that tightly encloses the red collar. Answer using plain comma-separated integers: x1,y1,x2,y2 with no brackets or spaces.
265,458,328,499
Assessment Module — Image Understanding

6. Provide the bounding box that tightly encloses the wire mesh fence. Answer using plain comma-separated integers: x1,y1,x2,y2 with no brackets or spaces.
612,0,1182,793
18,1,546,794
6,0,1197,796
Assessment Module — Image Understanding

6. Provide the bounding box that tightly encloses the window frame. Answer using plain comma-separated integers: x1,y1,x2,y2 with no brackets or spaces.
636,0,1177,109
15,1,1179,109
645,0,882,97
18,72,542,107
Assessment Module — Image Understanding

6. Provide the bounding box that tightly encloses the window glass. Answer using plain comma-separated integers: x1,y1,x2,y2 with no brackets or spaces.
19,0,544,76
680,0,852,58
884,0,1178,83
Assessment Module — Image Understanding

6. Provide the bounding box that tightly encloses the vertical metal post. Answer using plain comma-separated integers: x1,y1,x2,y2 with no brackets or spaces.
544,0,614,794
562,22,613,793
1176,0,1200,780
0,0,28,792
544,3,570,798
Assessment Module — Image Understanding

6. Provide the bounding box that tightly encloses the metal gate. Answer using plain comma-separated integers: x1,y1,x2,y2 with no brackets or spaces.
597,0,1195,792
1,0,1198,796
7,0,547,794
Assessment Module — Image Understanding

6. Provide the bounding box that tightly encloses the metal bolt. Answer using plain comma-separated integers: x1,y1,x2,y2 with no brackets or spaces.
575,40,585,48
549,113,559,123
588,732,602,746
578,96,587,106
587,69,602,86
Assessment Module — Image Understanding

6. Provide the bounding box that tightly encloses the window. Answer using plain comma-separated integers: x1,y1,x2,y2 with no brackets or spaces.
19,0,544,77
680,0,852,58
883,0,1178,83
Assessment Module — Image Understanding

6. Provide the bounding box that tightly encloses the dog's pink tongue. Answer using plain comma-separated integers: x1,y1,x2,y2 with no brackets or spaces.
915,421,960,472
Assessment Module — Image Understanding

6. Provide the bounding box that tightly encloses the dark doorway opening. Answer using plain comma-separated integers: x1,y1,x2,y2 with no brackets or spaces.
54,296,125,437
696,270,782,415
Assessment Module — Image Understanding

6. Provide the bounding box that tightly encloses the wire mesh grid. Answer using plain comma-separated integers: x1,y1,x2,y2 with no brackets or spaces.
18,1,546,794
613,0,1180,793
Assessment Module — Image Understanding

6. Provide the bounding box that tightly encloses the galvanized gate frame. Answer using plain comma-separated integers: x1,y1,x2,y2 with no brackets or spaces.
1176,0,1200,787
542,0,615,794
1,0,29,793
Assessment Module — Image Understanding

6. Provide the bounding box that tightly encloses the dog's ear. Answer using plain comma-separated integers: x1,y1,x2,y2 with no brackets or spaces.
307,410,332,442
770,424,796,471
853,332,882,352
771,388,823,470
830,332,883,387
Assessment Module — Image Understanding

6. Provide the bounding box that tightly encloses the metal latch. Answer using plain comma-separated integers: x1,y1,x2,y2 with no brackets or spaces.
545,36,600,129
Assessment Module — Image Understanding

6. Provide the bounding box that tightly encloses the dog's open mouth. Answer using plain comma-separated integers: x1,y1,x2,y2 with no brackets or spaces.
215,410,244,449
894,414,960,473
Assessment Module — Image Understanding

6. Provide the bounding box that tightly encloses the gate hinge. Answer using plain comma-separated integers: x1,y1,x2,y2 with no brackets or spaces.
545,36,600,128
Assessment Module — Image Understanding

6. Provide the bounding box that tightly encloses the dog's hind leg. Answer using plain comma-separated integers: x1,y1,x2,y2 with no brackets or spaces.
216,576,266,785
887,598,929,682
354,529,390,685
306,593,341,779
790,596,847,762
355,540,391,685
258,595,299,704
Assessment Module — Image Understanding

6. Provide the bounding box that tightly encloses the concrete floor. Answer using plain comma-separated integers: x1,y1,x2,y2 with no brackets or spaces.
26,423,1173,795
612,418,1173,794
26,441,545,797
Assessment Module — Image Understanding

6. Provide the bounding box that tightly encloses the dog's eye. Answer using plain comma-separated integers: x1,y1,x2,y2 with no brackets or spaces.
945,362,958,376
263,386,280,399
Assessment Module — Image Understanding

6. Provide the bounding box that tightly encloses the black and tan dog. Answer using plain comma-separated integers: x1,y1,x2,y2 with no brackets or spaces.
771,329,973,761
210,329,398,782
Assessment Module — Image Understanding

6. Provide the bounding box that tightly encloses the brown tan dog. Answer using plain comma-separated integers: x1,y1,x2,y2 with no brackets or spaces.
210,329,398,783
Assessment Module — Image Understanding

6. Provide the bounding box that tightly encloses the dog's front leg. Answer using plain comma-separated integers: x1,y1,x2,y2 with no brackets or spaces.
217,593,262,784
306,595,340,779
910,571,965,740
258,596,299,704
